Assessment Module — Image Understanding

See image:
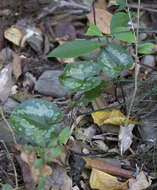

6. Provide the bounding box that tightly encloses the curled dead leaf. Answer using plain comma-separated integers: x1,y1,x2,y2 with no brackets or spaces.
91,109,139,126
90,169,129,190
4,27,23,46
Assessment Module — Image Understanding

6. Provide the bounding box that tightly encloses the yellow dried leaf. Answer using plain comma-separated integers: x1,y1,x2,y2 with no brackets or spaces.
4,27,23,46
90,169,129,190
87,8,112,34
91,109,139,126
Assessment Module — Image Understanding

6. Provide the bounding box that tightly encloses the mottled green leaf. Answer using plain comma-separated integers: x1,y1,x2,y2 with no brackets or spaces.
59,61,102,92
138,42,155,54
59,126,70,144
112,27,135,43
86,23,103,37
47,40,104,58
10,99,62,145
97,43,133,78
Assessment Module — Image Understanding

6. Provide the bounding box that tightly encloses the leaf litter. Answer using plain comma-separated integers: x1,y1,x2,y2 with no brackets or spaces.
0,0,157,189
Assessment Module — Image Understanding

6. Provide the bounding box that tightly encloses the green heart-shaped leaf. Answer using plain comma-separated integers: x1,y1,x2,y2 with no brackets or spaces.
10,99,62,145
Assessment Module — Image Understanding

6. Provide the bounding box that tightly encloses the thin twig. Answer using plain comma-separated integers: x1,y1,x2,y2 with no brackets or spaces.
0,106,17,144
125,0,141,127
0,140,18,189
92,2,96,25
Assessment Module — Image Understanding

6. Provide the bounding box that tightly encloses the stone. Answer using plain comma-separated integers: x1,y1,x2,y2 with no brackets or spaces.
35,70,68,97
0,120,27,145
3,98,19,114
142,55,155,72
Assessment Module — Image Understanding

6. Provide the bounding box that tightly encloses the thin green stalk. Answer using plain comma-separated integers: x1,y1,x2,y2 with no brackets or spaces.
125,0,141,127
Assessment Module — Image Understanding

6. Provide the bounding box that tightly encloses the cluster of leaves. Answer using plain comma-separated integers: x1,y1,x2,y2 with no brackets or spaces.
47,0,155,104
2,99,70,190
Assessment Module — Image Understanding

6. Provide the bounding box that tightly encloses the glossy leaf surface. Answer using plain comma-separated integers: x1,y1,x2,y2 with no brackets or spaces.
59,61,102,92
97,44,133,78
10,99,62,145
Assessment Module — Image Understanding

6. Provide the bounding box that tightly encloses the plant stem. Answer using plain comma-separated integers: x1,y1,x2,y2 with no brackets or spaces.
0,140,18,189
125,0,141,127
0,106,17,144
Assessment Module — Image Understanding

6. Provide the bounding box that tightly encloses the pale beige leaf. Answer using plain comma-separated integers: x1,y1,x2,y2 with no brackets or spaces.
0,64,13,103
87,8,112,34
129,171,151,190
4,27,22,46
119,124,135,154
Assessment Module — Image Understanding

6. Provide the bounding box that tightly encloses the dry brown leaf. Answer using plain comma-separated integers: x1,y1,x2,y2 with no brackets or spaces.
91,109,139,126
46,163,72,190
4,27,23,46
87,8,112,34
129,171,151,190
92,95,108,110
12,52,22,80
90,169,129,190
94,0,107,9
15,144,52,183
